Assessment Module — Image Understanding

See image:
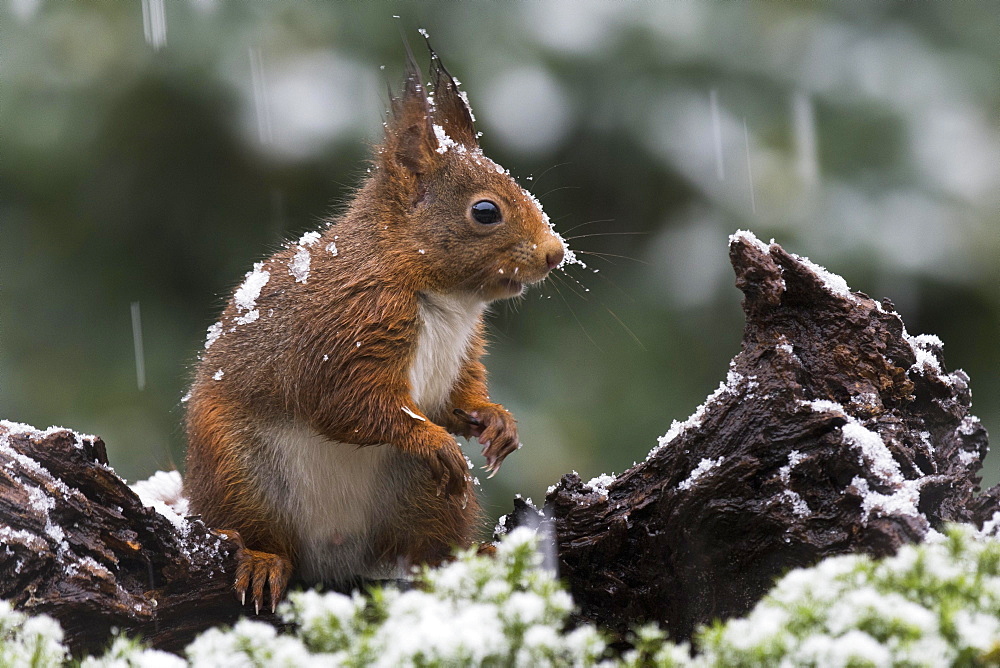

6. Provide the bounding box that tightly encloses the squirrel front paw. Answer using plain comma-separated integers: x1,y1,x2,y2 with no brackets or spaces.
218,529,294,614
424,432,471,496
455,404,520,476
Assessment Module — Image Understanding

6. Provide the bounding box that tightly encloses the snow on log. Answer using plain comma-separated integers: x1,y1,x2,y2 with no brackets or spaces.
531,230,996,641
0,421,280,655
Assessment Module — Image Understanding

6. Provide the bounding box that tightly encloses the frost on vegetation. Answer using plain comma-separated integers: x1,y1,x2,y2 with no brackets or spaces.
184,526,608,667
0,600,67,668
9,524,1000,666
81,635,186,668
690,525,1000,667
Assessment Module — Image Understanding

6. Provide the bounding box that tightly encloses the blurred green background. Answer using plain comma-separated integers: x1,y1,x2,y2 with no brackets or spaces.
3,1,999,528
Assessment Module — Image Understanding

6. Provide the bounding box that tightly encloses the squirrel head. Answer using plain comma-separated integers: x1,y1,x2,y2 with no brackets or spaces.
372,50,568,302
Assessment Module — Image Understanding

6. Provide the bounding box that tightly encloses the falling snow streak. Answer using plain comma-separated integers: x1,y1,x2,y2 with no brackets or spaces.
249,47,273,145
141,0,166,50
710,88,725,181
130,302,146,391
792,91,819,186
744,118,757,214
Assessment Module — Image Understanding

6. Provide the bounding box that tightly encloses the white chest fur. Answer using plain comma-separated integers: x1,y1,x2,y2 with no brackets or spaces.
260,292,484,583
408,292,485,414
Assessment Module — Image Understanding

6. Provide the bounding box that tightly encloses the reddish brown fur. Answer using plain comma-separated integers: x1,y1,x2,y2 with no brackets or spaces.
184,53,565,612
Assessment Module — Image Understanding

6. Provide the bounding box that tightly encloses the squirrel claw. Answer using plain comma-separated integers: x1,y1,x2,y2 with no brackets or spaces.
220,529,293,615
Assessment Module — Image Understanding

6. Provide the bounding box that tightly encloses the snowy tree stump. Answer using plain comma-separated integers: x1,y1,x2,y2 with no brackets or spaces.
521,231,996,641
0,422,281,656
1,231,995,654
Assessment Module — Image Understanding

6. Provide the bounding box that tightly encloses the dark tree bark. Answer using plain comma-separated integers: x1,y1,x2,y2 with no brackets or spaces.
0,232,995,654
0,422,281,656
521,232,996,641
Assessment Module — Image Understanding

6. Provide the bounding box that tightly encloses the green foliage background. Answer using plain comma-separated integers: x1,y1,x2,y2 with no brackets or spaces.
3,1,999,527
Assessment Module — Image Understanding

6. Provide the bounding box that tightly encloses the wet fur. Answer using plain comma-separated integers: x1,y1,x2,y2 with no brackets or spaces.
184,52,563,595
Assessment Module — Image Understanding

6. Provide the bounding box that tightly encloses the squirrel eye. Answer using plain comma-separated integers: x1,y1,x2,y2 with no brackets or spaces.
470,200,502,225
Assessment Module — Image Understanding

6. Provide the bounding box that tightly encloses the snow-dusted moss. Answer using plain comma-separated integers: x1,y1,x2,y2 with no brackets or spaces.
0,600,67,668
688,524,1000,667
5,524,1000,666
267,526,608,667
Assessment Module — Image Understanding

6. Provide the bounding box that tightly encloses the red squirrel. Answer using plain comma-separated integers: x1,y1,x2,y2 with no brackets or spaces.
183,50,568,613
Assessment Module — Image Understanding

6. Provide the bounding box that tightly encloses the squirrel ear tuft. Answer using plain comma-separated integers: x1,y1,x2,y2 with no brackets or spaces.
427,47,478,150
386,61,436,176
382,41,478,176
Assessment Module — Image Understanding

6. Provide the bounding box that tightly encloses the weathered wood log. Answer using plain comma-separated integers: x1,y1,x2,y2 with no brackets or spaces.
0,231,995,654
0,422,282,655
526,231,995,641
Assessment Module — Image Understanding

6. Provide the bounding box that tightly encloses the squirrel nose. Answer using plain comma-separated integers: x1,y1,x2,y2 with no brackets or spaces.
545,247,565,271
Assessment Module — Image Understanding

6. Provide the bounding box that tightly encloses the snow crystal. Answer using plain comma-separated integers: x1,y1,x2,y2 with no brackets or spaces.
289,246,311,283
204,321,223,350
778,450,811,517
298,230,321,247
728,229,771,254
850,392,881,410
729,229,853,301
432,124,464,154
648,368,746,460
0,525,46,551
326,241,338,256
234,309,259,326
957,415,982,436
26,485,68,549
131,470,190,519
457,90,475,121
234,262,270,312
585,473,616,498
678,456,724,491
789,250,856,300
401,406,426,422
851,475,921,520
517,186,582,270
905,331,945,375
804,398,845,415
213,369,224,381
780,490,812,517
841,421,901,482
957,449,980,465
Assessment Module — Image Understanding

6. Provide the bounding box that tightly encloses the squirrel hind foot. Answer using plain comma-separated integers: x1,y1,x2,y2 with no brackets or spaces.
219,529,294,614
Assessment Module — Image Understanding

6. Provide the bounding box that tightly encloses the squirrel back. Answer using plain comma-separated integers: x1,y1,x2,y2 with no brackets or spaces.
184,49,569,611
